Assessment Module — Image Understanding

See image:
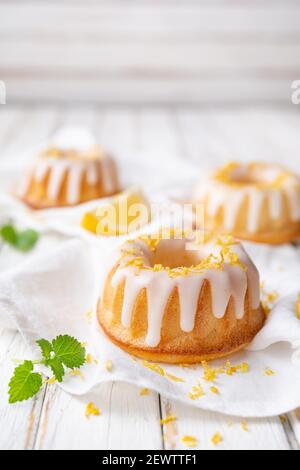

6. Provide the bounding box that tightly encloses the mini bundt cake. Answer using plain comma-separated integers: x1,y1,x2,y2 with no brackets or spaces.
17,145,119,209
195,163,300,244
98,231,264,363
194,162,300,244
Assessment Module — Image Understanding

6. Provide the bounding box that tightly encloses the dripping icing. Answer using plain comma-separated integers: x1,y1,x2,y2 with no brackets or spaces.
18,152,118,204
197,164,300,233
111,236,260,348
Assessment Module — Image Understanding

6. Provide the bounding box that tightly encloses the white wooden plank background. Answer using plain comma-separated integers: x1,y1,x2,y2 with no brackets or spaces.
1,0,300,103
0,104,300,450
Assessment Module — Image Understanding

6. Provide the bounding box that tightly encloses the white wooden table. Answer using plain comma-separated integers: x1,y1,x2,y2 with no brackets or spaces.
0,105,300,450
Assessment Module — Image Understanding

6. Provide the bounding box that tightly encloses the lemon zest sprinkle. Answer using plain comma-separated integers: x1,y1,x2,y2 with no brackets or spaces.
85,353,98,365
241,420,249,432
45,376,56,385
211,432,223,446
105,360,113,372
210,386,220,395
122,233,246,278
85,402,101,419
166,373,185,383
139,388,150,396
181,435,198,449
264,368,275,376
69,369,85,381
160,415,177,425
261,284,280,317
215,162,291,190
188,384,205,400
239,362,250,373
142,360,165,376
202,361,217,382
85,310,94,322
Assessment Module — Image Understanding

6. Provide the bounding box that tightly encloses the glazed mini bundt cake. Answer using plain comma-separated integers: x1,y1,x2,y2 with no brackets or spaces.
98,231,265,363
194,162,300,244
17,144,119,209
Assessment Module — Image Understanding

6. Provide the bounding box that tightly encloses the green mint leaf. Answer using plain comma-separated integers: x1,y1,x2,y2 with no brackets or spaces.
15,229,39,252
46,356,65,383
8,361,42,404
52,335,86,369
36,339,53,360
0,225,39,252
0,225,18,245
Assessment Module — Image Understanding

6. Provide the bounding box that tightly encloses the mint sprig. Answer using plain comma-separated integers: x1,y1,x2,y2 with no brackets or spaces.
8,335,86,404
0,224,39,252
8,361,43,404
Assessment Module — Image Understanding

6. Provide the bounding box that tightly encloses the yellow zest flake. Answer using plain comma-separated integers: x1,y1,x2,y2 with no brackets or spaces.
211,432,223,446
262,303,271,316
216,234,238,247
220,246,247,271
124,257,145,270
225,361,239,376
266,291,279,303
215,161,240,184
261,284,280,316
153,264,164,272
140,388,150,396
241,420,249,432
138,235,161,252
45,376,56,385
188,384,205,400
85,353,91,364
296,293,300,320
236,362,249,374
142,360,165,376
85,402,101,419
85,353,98,365
69,369,85,381
166,373,185,383
264,367,275,376
210,386,219,395
202,361,217,382
160,415,177,425
181,435,198,449
85,310,94,322
105,360,113,372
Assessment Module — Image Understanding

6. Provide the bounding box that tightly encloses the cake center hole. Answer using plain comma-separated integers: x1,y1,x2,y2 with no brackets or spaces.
230,165,281,185
150,239,202,269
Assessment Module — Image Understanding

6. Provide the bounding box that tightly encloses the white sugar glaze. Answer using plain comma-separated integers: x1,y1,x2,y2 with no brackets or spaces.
110,237,260,347
195,164,300,233
18,153,118,204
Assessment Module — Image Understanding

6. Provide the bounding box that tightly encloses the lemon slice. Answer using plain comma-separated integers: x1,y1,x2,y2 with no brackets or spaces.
80,212,99,234
81,188,150,236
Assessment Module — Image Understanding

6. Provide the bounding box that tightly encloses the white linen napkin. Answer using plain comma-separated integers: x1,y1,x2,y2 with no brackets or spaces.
0,214,300,418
